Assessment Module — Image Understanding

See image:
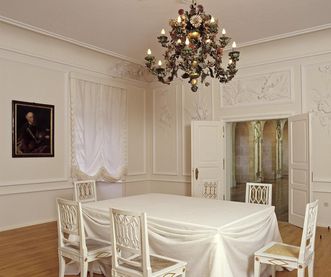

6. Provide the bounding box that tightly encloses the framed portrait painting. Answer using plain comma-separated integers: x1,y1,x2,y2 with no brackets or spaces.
12,100,54,157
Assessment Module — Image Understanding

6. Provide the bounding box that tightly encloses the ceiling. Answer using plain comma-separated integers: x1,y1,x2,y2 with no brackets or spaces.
0,0,330,63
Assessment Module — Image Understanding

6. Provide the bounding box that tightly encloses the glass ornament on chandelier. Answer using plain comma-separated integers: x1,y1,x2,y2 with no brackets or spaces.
145,0,240,92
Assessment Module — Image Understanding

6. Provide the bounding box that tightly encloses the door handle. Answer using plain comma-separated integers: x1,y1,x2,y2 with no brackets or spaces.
195,168,199,180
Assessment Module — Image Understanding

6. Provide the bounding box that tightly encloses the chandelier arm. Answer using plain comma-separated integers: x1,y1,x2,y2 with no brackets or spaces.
144,1,240,92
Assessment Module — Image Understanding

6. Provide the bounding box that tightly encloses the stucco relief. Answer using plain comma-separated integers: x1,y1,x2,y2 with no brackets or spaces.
182,85,213,175
184,86,212,123
109,61,152,82
221,70,291,107
157,88,174,130
304,63,331,134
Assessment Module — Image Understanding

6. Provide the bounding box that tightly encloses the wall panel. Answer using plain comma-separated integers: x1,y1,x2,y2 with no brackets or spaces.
152,84,179,175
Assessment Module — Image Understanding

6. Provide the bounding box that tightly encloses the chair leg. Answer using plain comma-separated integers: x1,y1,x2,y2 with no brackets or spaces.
254,257,261,277
271,264,276,277
58,255,65,277
297,266,305,277
80,259,88,277
89,262,94,277
308,255,314,277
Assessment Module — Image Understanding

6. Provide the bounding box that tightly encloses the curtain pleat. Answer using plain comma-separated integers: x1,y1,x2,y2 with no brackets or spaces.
71,78,127,181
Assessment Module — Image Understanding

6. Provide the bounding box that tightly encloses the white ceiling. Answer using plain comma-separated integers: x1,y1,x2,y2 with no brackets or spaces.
0,0,330,63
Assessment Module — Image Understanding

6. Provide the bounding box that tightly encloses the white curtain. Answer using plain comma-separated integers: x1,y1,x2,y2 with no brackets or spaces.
71,78,127,182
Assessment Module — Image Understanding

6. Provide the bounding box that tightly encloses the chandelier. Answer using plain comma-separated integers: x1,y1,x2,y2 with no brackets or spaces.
145,0,240,92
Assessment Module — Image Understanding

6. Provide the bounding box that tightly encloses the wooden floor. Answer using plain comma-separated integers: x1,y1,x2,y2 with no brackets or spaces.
0,221,330,276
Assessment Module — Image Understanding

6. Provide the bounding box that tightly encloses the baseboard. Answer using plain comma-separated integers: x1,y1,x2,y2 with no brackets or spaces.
0,218,56,232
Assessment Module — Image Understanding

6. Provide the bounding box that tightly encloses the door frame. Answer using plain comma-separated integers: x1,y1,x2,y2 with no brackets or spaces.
221,112,294,201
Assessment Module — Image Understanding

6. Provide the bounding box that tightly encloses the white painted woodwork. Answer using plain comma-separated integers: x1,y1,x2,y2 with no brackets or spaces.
57,198,112,277
1,17,331,230
191,121,223,199
0,22,149,231
254,200,318,277
288,113,311,227
245,183,272,206
110,208,187,277
74,180,97,203
0,0,331,61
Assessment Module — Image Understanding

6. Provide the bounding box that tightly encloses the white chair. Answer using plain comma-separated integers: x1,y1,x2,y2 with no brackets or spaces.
110,208,187,277
202,181,219,199
74,180,97,203
246,182,272,206
254,200,319,277
57,198,112,277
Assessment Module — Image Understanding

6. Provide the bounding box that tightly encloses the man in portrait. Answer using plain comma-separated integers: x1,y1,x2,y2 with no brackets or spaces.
17,111,50,154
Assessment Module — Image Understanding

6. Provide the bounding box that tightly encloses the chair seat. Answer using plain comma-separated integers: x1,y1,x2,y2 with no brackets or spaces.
121,254,186,275
61,238,112,258
256,242,300,262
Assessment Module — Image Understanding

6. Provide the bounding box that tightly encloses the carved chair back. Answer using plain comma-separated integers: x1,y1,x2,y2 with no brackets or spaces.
298,200,319,263
74,180,97,203
245,182,272,206
56,198,87,254
202,181,219,199
110,208,151,277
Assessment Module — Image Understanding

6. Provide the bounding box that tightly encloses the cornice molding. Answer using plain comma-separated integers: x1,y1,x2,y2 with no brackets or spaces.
0,15,143,65
237,23,331,49
1,15,330,67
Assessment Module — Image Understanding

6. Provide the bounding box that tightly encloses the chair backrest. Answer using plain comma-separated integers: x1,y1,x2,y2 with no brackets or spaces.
203,181,219,199
74,180,97,203
298,200,319,263
56,198,86,254
110,208,151,277
245,182,272,206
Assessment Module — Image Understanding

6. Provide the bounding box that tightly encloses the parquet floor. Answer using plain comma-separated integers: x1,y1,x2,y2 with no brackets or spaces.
0,221,330,276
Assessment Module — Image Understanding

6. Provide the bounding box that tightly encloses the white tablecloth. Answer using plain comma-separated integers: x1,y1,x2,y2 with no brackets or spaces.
82,193,281,277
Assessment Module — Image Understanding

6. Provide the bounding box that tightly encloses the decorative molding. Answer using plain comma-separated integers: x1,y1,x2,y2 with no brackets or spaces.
181,84,214,176
149,178,191,184
2,15,331,68
0,218,57,232
0,15,143,65
303,62,331,133
0,180,72,196
127,89,147,176
220,70,292,107
219,112,294,122
108,61,152,82
233,23,331,51
152,85,179,176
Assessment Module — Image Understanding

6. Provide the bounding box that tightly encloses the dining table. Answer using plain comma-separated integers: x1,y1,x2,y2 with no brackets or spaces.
81,193,281,277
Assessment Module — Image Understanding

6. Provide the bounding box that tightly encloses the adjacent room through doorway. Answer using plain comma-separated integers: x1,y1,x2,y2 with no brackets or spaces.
226,119,289,222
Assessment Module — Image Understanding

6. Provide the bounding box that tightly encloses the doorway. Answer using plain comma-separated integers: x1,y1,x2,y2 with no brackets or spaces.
225,119,289,222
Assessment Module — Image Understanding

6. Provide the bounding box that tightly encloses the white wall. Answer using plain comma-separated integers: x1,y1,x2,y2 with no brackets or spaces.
1,20,331,230
150,28,331,227
0,22,150,231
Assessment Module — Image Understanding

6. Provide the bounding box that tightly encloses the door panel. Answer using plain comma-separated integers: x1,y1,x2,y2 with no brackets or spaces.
191,121,223,200
289,113,311,227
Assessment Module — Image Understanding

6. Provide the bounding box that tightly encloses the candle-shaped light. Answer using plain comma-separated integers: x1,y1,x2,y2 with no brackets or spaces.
158,60,162,67
232,41,237,49
228,59,233,65
176,39,182,44
185,37,190,46
222,28,226,35
161,29,166,35
147,49,152,55
210,16,215,24
177,16,182,23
